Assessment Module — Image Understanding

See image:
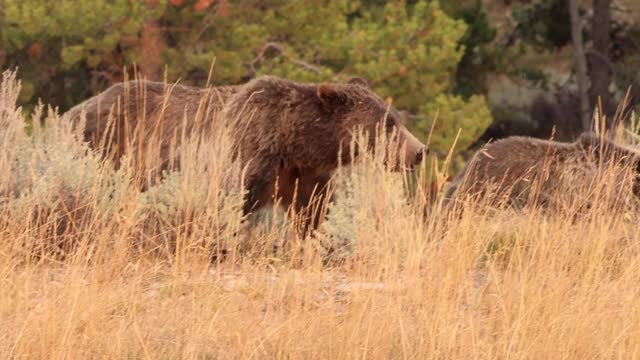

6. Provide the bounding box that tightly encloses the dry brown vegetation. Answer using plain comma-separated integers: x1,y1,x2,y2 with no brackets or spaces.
2,70,640,359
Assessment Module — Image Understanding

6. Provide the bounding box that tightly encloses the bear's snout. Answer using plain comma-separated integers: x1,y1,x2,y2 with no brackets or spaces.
398,125,426,170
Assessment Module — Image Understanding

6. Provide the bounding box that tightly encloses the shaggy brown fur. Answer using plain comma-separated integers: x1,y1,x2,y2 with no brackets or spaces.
65,80,240,168
445,132,640,209
66,76,426,233
220,75,426,232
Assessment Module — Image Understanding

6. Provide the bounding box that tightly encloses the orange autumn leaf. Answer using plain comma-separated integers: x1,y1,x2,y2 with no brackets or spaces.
28,42,42,58
216,0,230,17
194,0,214,11
169,0,184,5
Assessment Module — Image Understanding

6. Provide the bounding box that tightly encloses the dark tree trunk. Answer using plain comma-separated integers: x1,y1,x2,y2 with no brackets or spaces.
590,0,611,115
569,0,591,132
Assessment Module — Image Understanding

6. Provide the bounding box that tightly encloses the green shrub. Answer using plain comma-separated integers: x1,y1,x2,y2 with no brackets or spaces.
316,130,414,263
0,71,132,256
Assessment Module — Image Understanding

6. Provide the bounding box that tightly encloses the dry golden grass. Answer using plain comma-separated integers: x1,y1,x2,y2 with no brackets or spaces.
2,70,640,359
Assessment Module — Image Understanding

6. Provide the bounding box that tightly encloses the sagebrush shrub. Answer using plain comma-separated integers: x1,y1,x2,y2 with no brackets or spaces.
0,71,133,257
316,129,415,263
0,70,249,260
135,134,247,259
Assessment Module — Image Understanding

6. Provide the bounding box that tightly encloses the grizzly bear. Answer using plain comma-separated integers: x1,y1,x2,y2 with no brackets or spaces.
66,75,427,232
444,132,640,210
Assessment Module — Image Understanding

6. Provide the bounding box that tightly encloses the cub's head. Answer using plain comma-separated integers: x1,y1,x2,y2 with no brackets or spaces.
577,131,640,196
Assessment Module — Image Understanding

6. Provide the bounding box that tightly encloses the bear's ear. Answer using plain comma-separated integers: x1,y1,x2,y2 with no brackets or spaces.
317,84,349,105
347,77,370,88
576,132,601,153
577,131,599,144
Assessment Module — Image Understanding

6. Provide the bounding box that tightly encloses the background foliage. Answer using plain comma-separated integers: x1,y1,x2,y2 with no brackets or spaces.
1,0,639,156
0,0,494,157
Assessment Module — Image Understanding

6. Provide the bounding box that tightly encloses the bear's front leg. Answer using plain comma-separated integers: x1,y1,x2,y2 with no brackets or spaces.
242,161,279,215
289,171,332,237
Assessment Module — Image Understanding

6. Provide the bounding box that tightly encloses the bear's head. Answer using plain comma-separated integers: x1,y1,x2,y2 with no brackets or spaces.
576,131,640,196
316,77,427,170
